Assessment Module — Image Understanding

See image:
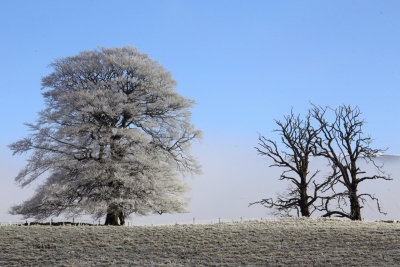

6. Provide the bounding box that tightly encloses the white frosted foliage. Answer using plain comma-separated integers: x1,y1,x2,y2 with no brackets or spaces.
9,46,201,223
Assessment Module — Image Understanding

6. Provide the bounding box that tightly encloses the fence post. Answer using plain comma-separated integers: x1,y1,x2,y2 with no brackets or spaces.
219,217,221,224
193,217,195,224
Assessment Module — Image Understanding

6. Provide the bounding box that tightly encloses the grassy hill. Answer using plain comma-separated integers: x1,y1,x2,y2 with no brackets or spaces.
0,218,399,266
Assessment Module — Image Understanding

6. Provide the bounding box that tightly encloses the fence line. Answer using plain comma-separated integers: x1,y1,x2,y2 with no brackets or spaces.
1,217,397,227
0,219,103,226
0,217,272,227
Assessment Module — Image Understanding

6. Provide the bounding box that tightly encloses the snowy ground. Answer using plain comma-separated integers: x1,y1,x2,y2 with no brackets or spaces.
0,218,399,266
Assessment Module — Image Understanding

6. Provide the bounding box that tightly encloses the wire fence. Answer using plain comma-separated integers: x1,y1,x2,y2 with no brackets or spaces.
0,219,101,227
0,217,275,227
0,217,398,227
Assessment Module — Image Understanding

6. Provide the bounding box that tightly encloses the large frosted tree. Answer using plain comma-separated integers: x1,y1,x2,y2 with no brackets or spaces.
9,46,201,225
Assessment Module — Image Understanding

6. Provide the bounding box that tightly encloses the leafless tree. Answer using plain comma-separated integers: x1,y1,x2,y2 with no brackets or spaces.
250,110,331,217
312,104,391,220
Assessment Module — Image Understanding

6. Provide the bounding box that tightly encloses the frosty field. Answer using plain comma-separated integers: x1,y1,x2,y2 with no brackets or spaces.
0,218,399,266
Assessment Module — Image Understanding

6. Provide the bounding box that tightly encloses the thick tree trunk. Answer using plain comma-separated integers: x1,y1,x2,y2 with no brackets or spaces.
299,186,311,217
104,204,125,225
349,186,361,220
105,211,120,225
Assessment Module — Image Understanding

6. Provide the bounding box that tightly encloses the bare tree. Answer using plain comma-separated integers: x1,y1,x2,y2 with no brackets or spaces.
312,104,391,220
250,110,330,217
9,47,201,225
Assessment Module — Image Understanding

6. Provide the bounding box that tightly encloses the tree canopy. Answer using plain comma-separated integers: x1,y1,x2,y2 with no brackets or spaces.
9,46,201,225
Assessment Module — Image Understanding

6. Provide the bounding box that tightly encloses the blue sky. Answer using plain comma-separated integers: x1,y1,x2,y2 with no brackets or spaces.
1,1,400,224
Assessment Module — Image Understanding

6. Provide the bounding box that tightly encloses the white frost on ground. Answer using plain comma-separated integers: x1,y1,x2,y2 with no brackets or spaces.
0,217,399,266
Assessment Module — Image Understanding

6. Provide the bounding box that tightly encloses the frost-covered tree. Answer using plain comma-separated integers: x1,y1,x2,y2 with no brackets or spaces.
9,46,201,225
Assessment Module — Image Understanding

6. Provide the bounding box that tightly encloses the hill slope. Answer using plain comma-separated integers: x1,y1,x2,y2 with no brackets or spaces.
1,218,399,266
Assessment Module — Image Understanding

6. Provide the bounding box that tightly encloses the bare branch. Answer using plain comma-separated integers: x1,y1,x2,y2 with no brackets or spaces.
252,109,327,217
311,104,391,220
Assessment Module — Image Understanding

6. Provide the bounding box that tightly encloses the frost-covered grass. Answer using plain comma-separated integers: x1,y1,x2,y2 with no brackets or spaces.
1,218,399,266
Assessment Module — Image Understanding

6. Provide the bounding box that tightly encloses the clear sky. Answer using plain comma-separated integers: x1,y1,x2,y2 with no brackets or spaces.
1,0,400,224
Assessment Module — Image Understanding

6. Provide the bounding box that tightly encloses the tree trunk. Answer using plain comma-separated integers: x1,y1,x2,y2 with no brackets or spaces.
104,204,124,225
105,211,120,225
119,211,125,225
349,185,361,220
299,186,311,217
